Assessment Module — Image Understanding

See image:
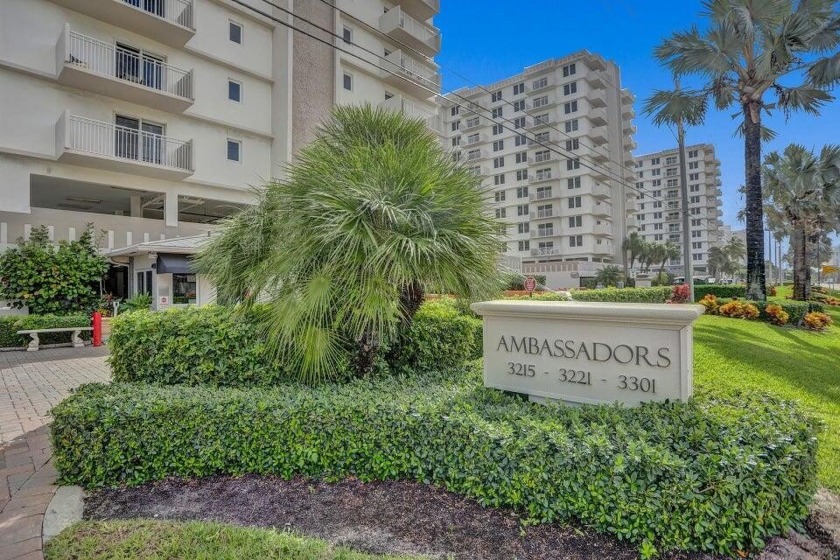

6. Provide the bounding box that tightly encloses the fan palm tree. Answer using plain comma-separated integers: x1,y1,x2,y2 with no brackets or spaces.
644,0,840,301
594,264,624,288
196,105,502,382
764,144,840,299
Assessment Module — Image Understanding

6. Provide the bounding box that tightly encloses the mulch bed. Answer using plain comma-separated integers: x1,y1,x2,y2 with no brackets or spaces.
85,475,721,560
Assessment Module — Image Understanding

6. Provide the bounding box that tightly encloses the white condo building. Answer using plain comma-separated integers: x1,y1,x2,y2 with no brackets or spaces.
633,144,723,275
438,51,638,288
0,0,440,304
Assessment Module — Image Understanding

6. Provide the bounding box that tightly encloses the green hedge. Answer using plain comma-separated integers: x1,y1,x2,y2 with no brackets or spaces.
109,302,481,386
571,287,671,303
0,314,91,349
52,372,818,556
693,285,747,300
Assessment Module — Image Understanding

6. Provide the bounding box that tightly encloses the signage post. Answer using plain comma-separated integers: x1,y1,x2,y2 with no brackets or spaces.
524,276,536,298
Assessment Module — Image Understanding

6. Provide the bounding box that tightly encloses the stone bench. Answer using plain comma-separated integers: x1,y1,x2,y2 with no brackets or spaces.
16,327,93,352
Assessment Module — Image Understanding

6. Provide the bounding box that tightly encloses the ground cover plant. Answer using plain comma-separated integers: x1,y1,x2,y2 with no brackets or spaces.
52,366,817,557
45,520,423,560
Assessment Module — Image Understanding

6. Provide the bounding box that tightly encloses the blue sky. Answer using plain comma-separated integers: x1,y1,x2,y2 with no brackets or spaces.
434,0,840,232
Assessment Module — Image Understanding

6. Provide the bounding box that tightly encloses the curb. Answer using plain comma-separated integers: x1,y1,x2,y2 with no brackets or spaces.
43,486,84,543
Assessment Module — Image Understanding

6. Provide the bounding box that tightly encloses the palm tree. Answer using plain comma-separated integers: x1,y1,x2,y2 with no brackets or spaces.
644,0,840,301
196,105,502,382
622,232,646,274
594,264,624,288
723,236,746,264
707,246,729,279
658,242,682,277
763,144,840,300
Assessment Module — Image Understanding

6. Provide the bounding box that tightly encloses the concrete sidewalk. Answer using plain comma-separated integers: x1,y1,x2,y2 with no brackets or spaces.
0,346,110,560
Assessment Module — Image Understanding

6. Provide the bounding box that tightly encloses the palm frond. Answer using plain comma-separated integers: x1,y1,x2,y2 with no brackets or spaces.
773,84,833,116
653,26,739,78
642,89,710,127
807,51,840,86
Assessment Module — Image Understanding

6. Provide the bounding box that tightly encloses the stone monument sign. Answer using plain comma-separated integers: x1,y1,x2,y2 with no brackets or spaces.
470,300,704,406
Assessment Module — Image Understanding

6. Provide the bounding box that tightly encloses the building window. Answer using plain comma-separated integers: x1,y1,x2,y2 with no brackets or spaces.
493,140,504,152
513,82,525,95
534,95,549,108
493,124,504,135
650,157,660,165
229,21,243,44
534,149,551,163
513,117,526,129
516,186,529,197
513,100,526,112
495,208,506,218
538,223,554,237
451,121,461,132
493,157,504,168
564,119,578,133
532,76,548,90
515,152,527,164
518,240,530,251
494,173,506,185
172,273,197,305
517,204,528,216
569,215,582,228
467,149,481,161
492,107,503,118
515,134,527,146
516,170,528,182
228,80,242,102
342,26,353,44
566,158,580,170
136,270,153,296
689,161,699,169
534,113,550,126
688,149,699,158
567,177,580,189
563,100,578,114
518,222,530,234
563,82,577,96
562,63,577,77
568,196,582,209
466,117,480,128
491,90,503,102
494,191,506,202
227,139,241,162
565,139,579,151
569,234,583,247
343,72,353,91
451,137,460,147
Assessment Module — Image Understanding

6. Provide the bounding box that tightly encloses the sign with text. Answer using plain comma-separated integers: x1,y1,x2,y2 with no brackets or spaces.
470,300,704,406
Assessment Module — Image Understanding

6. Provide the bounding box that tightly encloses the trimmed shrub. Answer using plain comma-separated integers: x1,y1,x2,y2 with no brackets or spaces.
51,374,818,556
716,299,812,326
698,294,719,314
108,303,480,386
693,285,747,301
803,312,833,331
504,291,570,301
570,286,671,303
0,314,91,349
718,300,760,319
667,284,690,304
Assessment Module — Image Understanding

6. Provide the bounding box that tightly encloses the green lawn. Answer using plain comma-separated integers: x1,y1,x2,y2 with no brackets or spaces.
693,293,840,490
45,520,425,560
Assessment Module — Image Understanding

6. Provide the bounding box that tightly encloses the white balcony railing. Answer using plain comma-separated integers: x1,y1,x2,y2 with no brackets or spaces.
382,49,439,89
379,96,440,133
379,6,440,55
530,247,562,256
66,30,193,100
65,114,192,172
123,0,194,30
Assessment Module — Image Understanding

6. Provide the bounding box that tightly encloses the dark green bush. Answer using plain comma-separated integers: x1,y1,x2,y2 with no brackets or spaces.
502,273,547,290
0,314,91,348
693,285,747,301
109,303,480,386
571,286,671,303
52,372,818,556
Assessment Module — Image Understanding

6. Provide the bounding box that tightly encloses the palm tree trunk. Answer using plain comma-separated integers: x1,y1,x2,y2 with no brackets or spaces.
354,331,378,377
743,103,767,300
399,280,424,326
792,226,809,301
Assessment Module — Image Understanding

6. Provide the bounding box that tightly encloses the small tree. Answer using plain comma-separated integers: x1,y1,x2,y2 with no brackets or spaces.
0,225,108,314
594,265,624,288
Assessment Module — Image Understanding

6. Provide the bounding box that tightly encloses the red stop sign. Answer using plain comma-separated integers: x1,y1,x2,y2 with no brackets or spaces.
524,276,536,292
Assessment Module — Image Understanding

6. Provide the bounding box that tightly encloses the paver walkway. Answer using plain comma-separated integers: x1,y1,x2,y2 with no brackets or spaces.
0,346,110,560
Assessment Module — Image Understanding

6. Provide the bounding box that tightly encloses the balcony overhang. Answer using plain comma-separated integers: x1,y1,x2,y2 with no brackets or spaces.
49,0,194,47
379,6,441,57
399,0,439,22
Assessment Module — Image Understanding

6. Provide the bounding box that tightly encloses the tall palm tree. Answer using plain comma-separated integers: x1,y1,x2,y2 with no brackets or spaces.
723,236,746,264
644,0,840,301
707,246,730,278
622,232,646,274
196,105,502,382
659,242,683,277
763,144,840,299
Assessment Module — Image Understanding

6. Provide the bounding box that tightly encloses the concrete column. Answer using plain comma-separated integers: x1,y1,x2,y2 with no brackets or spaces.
165,191,178,227
130,196,142,217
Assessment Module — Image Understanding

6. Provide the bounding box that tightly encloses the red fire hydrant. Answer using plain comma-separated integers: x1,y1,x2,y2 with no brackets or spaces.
92,311,102,347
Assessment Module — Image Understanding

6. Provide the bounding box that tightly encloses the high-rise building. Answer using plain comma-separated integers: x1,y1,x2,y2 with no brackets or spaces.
633,144,723,276
0,0,440,300
438,51,637,288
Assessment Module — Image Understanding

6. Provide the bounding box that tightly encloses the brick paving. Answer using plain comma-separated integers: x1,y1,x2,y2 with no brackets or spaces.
0,346,110,560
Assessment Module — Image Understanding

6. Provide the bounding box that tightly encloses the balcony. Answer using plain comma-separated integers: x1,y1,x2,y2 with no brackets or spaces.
593,242,615,255
585,71,605,89
464,149,487,162
528,116,552,130
531,227,557,238
529,172,554,184
530,247,562,257
55,112,193,179
622,104,635,119
587,89,607,108
533,151,558,164
529,78,552,93
624,123,637,135
57,27,193,113
463,133,484,146
591,183,611,198
531,96,558,110
591,150,609,163
590,125,608,145
589,108,608,126
593,223,613,236
379,6,441,57
49,0,194,47
530,208,555,220
527,133,558,146
593,201,612,217
583,56,607,72
379,95,440,133
380,49,440,97
398,0,439,21
529,189,555,202
621,89,635,104
590,167,610,181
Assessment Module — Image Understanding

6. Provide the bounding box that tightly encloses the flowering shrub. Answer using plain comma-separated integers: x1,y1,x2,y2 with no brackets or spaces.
718,300,760,320
768,285,778,297
699,294,719,314
803,312,833,331
765,304,790,326
667,283,690,304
